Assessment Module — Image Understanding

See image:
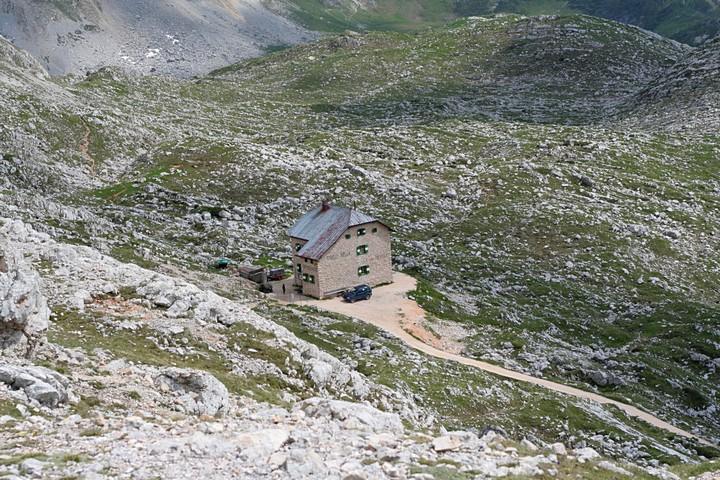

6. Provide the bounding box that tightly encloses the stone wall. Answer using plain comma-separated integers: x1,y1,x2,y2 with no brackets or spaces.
297,258,320,298
318,222,392,297
290,236,307,287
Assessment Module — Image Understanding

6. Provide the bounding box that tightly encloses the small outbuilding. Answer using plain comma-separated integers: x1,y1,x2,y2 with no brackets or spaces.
288,200,392,299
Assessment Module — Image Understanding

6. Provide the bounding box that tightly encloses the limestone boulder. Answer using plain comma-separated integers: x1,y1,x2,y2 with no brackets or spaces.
0,364,71,407
0,247,50,359
155,368,230,417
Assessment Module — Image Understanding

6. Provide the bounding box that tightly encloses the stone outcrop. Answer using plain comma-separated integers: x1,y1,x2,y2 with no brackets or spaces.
296,397,404,434
155,368,230,417
0,238,50,358
0,364,70,407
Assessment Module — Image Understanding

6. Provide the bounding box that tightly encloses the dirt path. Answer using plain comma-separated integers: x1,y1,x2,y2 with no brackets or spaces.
299,273,712,446
79,118,95,175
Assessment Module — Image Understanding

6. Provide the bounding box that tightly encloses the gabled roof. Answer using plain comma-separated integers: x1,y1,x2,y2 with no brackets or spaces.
288,205,383,260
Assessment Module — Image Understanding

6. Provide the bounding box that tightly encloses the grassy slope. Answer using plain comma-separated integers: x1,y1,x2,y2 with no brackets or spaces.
2,14,719,466
275,0,720,44
215,15,685,124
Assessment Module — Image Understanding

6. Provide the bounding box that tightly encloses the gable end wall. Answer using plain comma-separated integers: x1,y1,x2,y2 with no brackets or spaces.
317,222,392,297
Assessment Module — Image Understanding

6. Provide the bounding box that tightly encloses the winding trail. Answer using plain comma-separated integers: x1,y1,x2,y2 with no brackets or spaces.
297,273,712,446
78,117,95,175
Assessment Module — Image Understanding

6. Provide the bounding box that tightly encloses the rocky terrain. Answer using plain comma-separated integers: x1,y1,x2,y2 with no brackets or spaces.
272,0,720,44
5,219,709,479
1,0,719,78
1,10,720,480
0,0,315,76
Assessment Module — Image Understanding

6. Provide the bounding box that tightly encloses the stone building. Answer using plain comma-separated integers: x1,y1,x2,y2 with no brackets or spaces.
288,201,392,299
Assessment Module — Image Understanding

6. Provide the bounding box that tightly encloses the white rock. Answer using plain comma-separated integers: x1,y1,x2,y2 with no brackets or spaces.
550,442,567,455
432,434,464,452
286,448,326,479
574,447,600,463
521,438,538,452
20,458,45,476
154,368,229,417
0,246,50,358
236,428,290,461
0,364,70,407
296,398,403,434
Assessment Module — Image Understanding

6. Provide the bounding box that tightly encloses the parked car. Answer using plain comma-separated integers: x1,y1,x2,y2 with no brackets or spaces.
342,284,372,303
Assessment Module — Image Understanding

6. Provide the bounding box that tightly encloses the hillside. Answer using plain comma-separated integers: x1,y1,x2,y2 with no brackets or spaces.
0,0,315,76
621,36,720,133
214,15,688,124
1,14,720,479
1,0,718,78
273,0,720,44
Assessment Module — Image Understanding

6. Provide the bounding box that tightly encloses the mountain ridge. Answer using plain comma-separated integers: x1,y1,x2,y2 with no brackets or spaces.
1,12,719,479
0,0,316,76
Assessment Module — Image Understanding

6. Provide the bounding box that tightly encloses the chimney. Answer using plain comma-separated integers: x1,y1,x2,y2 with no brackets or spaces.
321,199,331,212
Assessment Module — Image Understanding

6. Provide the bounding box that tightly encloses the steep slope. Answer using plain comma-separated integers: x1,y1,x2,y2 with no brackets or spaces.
0,0,315,76
1,14,719,472
620,37,720,133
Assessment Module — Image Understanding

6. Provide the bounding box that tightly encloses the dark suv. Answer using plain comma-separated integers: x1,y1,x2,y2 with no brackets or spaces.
342,284,372,303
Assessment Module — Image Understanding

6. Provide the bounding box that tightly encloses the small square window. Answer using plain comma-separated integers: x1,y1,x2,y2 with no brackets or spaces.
357,228,366,236
356,245,369,256
295,243,302,252
302,273,315,284
345,234,351,239
358,265,370,276
372,227,378,233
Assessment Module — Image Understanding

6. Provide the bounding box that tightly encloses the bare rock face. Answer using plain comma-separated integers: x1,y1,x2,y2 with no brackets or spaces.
155,368,230,417
0,364,71,407
0,249,50,359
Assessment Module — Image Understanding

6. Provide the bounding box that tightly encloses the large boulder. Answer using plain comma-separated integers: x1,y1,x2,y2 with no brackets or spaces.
155,368,230,417
295,397,403,434
0,247,50,359
0,364,70,407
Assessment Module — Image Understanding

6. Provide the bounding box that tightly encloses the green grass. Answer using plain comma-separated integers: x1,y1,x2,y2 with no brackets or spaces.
49,307,307,406
0,400,22,420
261,301,711,463
283,0,720,44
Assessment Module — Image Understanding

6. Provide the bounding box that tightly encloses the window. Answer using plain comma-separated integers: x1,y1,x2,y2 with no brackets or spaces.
345,234,351,239
302,273,315,284
356,245,369,256
296,264,302,273
372,227,378,233
358,265,370,276
295,243,302,252
357,228,366,236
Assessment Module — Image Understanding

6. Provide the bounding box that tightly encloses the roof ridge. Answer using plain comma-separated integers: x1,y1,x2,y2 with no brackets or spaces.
288,204,380,260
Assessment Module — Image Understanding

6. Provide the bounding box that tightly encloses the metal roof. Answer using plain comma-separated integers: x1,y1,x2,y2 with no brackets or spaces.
288,205,380,260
